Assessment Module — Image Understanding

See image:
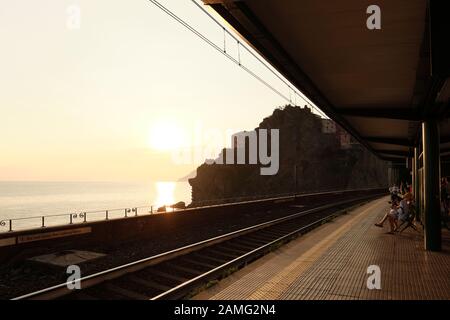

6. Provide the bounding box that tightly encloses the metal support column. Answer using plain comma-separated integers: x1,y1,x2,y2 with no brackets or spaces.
413,147,420,221
422,120,441,251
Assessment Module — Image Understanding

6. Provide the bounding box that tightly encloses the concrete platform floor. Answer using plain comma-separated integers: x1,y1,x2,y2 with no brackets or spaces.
193,197,450,300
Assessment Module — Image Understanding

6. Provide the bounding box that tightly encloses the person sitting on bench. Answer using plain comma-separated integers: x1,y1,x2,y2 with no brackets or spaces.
397,193,413,224
375,197,400,233
375,194,401,228
386,200,400,234
396,193,418,232
389,184,400,202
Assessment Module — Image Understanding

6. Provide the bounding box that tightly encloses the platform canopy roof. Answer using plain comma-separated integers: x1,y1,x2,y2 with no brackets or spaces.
203,0,450,164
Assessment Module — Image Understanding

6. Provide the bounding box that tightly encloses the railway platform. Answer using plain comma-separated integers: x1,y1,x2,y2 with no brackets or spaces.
193,197,450,300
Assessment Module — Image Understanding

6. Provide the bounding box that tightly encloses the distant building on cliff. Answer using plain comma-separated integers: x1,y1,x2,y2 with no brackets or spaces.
322,119,357,149
321,119,336,134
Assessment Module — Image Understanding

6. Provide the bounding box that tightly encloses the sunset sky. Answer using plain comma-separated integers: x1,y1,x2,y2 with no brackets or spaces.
0,0,310,182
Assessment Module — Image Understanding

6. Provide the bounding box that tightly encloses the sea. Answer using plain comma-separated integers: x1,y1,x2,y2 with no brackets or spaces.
0,181,191,232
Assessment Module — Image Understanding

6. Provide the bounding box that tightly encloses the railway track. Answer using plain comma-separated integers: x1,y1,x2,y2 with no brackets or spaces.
13,192,384,300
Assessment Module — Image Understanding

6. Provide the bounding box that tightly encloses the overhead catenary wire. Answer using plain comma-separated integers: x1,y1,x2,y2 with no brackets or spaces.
189,0,328,118
147,0,328,118
147,0,295,103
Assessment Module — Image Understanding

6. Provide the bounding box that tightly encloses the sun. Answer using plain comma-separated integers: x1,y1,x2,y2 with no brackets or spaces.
148,120,187,152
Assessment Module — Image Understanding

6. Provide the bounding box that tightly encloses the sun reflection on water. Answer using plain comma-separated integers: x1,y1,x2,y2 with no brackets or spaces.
154,182,176,209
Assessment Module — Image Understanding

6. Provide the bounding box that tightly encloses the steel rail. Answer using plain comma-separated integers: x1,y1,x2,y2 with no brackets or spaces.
12,192,384,300
0,187,382,233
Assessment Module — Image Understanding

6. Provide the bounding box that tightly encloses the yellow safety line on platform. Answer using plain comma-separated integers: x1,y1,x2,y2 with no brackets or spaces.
246,199,386,299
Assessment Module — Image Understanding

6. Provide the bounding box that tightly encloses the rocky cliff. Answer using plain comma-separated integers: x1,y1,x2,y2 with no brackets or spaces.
189,105,388,206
